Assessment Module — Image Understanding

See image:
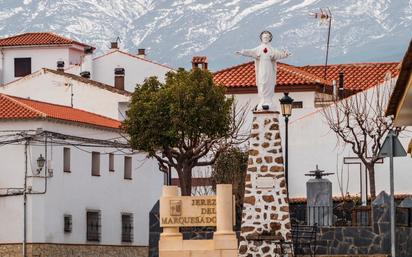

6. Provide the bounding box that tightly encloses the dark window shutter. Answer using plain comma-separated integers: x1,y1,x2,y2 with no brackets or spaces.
14,58,31,77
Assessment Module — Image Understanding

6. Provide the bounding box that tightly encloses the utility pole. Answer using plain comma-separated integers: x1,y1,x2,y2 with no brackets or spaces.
23,139,29,257
378,130,407,257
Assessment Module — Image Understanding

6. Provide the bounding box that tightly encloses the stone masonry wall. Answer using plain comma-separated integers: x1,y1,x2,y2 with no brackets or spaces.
239,111,292,257
0,243,148,257
300,191,412,257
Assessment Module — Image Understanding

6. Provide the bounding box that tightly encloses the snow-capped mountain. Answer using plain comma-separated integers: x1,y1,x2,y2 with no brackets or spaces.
0,0,410,70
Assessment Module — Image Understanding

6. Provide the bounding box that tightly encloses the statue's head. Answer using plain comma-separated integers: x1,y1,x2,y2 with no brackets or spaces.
260,31,272,44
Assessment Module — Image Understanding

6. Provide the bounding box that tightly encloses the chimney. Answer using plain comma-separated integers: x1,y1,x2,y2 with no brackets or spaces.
84,46,94,54
137,48,146,58
114,68,125,90
111,41,119,49
338,72,344,99
191,56,208,70
80,71,91,79
82,46,94,78
57,61,65,72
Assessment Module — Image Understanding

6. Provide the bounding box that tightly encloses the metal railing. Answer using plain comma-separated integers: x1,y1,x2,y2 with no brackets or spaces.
290,204,370,227
396,207,412,227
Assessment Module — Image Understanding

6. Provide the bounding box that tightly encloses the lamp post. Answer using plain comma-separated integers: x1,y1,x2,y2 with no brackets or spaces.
279,92,294,200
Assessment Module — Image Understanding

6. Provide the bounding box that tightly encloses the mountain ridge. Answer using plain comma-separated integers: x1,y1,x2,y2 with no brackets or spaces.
0,0,410,70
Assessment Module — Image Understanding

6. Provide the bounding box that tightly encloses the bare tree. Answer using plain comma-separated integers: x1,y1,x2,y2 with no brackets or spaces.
322,76,397,199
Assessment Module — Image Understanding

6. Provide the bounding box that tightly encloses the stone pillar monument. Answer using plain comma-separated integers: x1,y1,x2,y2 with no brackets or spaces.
305,166,334,226
238,111,292,256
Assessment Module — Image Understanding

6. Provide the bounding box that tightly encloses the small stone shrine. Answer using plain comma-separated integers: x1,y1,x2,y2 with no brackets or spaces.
305,165,334,226
238,111,292,257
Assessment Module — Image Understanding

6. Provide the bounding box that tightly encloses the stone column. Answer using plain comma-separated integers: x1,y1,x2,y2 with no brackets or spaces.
160,186,182,239
216,184,234,234
238,111,292,257
159,186,183,257
214,184,238,254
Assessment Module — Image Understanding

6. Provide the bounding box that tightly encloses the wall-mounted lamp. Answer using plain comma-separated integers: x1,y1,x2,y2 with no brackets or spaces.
33,154,46,175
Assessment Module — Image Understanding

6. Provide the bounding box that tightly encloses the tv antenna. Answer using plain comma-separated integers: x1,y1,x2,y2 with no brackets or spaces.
310,8,332,80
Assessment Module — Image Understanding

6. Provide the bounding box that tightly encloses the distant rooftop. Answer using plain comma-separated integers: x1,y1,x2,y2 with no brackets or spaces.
0,94,120,130
300,62,400,91
213,61,331,93
214,61,400,93
0,32,94,49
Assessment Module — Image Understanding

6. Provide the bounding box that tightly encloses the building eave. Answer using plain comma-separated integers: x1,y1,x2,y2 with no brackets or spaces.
386,39,412,125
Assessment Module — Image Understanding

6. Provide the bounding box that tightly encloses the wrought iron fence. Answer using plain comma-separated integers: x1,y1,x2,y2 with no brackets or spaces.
396,207,412,227
290,204,369,227
351,206,371,226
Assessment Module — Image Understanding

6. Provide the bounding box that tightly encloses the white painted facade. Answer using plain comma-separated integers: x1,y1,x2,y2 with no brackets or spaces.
228,91,318,136
282,80,412,199
0,120,163,245
0,69,130,120
89,50,173,91
0,45,85,85
225,80,412,200
241,81,412,198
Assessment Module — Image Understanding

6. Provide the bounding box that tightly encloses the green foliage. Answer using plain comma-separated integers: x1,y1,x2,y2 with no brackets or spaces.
123,68,233,156
211,147,248,188
211,147,248,229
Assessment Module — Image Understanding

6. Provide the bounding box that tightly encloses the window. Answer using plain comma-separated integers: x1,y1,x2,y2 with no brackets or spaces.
109,153,114,172
63,147,71,172
292,101,303,109
14,58,31,77
91,152,100,176
64,214,72,233
124,156,132,179
86,211,101,242
121,213,133,242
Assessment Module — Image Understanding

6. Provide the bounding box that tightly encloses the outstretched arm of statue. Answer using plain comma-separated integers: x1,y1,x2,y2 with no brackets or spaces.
272,49,291,60
236,48,258,58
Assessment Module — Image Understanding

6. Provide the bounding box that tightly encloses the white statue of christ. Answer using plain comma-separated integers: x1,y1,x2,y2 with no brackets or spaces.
236,31,291,111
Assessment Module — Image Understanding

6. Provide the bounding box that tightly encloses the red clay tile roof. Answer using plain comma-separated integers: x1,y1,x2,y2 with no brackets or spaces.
0,32,93,49
0,94,120,129
300,62,400,91
213,61,330,89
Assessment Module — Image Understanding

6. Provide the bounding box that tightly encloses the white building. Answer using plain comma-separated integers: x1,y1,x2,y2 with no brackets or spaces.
0,32,94,85
0,68,131,120
0,32,171,256
0,94,162,256
77,48,173,92
0,32,174,93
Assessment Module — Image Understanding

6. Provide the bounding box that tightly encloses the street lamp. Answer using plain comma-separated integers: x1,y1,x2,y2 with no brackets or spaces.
279,92,294,200
33,154,46,175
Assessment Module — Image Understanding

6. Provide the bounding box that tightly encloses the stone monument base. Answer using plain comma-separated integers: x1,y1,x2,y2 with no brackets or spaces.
159,185,238,257
238,111,293,257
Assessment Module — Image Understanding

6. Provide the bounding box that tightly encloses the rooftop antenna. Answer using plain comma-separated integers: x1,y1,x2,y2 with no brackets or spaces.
310,8,332,80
